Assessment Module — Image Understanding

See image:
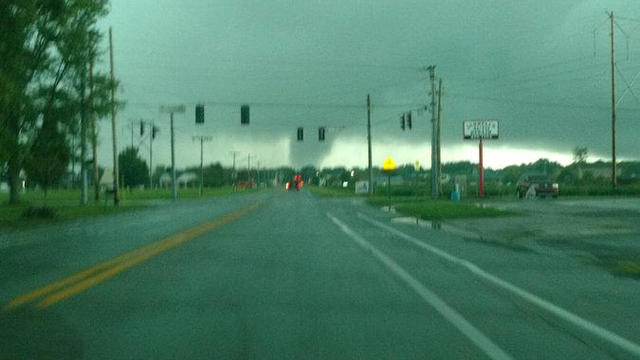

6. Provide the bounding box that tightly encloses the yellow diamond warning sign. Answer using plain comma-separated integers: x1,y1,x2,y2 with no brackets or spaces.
382,157,395,171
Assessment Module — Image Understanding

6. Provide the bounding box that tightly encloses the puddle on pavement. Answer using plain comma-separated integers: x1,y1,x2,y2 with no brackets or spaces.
380,206,397,214
391,216,442,230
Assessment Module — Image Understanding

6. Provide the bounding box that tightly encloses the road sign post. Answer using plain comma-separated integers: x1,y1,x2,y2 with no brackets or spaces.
463,120,498,199
382,157,395,210
479,139,484,198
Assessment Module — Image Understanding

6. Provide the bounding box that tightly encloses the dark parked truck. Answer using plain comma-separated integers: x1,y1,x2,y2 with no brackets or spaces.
516,174,559,199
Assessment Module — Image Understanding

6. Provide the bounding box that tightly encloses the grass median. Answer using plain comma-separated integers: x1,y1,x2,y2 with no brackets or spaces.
369,197,512,220
305,185,364,197
307,185,512,220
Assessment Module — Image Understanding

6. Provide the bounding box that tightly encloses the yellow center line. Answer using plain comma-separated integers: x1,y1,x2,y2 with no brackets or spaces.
3,202,261,311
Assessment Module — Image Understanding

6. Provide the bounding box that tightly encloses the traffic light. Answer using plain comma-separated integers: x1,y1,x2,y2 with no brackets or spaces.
241,104,250,125
152,126,159,139
406,112,412,129
400,114,405,130
195,104,204,124
140,122,144,136
297,127,303,141
318,127,325,141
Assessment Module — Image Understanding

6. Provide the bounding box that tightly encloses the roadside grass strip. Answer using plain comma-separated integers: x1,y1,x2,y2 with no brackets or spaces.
3,202,261,310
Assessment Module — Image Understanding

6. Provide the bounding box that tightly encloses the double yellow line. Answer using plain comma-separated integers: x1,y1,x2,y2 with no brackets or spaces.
3,202,261,311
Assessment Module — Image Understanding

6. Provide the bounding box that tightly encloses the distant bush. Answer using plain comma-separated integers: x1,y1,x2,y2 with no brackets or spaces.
22,206,57,219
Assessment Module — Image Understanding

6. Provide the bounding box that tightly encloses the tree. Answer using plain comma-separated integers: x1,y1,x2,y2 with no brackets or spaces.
24,123,70,196
0,0,111,204
573,147,588,164
502,165,522,185
118,147,150,188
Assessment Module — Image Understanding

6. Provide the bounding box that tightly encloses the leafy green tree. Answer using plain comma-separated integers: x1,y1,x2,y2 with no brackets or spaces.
0,0,111,204
300,165,317,183
573,147,588,164
501,165,521,185
118,147,150,188
24,123,70,196
442,161,476,176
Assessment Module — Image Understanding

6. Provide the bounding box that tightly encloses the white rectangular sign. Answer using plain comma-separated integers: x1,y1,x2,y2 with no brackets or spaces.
160,105,186,114
463,120,499,140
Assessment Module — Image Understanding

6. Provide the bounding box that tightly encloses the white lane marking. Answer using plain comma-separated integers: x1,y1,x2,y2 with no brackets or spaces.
327,213,514,360
357,212,640,357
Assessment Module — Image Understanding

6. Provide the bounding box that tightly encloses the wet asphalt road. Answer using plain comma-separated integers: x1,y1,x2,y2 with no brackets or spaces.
1,189,640,359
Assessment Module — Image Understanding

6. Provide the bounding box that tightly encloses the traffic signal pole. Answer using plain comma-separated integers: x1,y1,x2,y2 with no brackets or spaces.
367,94,373,195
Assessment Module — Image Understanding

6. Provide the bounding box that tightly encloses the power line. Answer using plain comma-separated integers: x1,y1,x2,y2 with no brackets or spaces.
445,91,640,112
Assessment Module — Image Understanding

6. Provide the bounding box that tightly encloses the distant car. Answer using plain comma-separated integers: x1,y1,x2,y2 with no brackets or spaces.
516,174,558,199
285,174,303,191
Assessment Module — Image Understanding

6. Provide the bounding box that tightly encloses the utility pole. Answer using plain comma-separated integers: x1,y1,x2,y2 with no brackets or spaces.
247,154,251,183
230,151,240,190
109,27,120,205
257,161,261,187
160,105,185,201
149,122,154,190
80,64,88,205
427,65,438,199
89,60,100,201
437,79,443,192
171,113,176,199
609,11,617,189
367,94,373,195
193,135,212,196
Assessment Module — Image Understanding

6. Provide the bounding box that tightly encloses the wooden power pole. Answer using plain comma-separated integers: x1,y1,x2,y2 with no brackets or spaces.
610,11,617,188
367,94,373,195
109,27,120,205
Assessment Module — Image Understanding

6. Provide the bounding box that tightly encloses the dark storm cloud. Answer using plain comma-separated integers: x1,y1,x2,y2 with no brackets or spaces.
97,0,640,169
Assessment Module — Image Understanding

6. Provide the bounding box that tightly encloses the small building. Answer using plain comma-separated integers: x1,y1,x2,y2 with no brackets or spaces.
99,170,114,191
177,172,198,188
159,173,172,188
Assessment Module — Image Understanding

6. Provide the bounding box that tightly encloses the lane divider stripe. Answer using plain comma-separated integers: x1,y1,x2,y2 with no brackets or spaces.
356,211,640,357
327,213,513,360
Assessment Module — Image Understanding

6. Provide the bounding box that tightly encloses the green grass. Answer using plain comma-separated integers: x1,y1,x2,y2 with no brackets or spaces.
118,186,255,200
306,185,362,197
368,197,512,220
0,186,260,228
615,260,640,280
0,201,146,228
307,185,511,220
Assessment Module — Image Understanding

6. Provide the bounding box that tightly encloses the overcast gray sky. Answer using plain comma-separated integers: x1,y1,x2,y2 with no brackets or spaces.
95,0,640,170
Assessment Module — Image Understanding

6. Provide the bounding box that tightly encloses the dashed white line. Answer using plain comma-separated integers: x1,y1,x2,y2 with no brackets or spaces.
327,213,514,360
357,211,640,358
